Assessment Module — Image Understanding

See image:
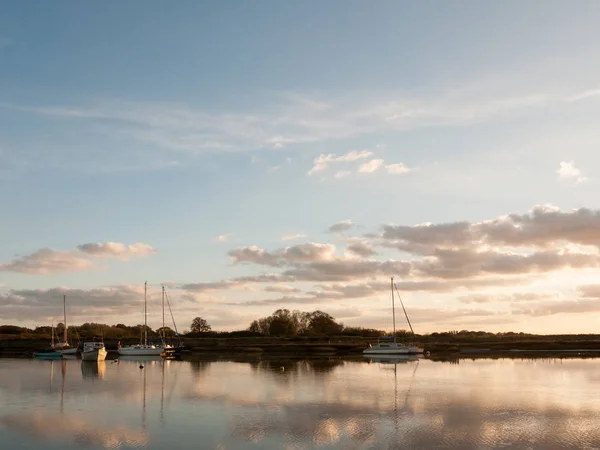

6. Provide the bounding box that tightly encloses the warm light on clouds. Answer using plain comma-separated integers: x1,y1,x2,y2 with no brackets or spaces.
0,242,155,275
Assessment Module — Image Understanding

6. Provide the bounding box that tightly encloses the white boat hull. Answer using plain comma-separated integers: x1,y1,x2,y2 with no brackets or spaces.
118,346,165,356
81,348,107,361
363,343,423,355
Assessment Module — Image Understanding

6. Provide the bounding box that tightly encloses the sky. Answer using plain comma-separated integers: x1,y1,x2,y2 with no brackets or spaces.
2,1,600,334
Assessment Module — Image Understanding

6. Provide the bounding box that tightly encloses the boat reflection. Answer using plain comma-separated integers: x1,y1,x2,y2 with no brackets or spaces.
81,361,107,379
365,354,420,364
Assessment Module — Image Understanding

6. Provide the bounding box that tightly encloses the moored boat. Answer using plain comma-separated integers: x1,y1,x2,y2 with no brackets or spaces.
81,337,107,361
118,282,174,357
363,277,423,356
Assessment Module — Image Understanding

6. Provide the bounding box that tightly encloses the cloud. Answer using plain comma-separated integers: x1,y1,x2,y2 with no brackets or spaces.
1,285,147,322
0,249,95,275
215,234,231,242
228,242,336,267
281,233,306,241
379,205,600,253
557,161,586,183
514,299,600,317
76,242,155,257
358,159,384,173
334,170,351,179
267,165,281,173
458,292,558,304
328,220,354,234
263,285,302,294
413,248,600,280
346,240,377,258
0,241,155,275
385,163,412,174
307,150,372,176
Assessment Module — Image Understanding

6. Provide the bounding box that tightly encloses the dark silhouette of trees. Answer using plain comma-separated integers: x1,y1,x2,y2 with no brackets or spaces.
190,317,211,333
247,309,344,337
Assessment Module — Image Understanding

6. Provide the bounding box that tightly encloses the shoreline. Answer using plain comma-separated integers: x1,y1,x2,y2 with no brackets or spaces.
5,336,600,359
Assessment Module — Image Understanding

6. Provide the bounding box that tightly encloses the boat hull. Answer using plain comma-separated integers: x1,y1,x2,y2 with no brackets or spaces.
81,348,107,361
118,346,164,356
33,351,61,359
363,343,424,355
61,347,79,356
363,348,410,355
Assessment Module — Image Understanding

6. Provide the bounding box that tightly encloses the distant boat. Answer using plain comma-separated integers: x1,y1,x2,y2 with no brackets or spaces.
33,320,62,359
54,295,76,355
363,277,423,356
81,337,107,361
118,282,172,356
160,285,184,358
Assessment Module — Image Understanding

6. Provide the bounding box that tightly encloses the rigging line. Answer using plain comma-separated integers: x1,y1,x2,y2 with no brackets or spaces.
164,289,181,343
393,280,416,339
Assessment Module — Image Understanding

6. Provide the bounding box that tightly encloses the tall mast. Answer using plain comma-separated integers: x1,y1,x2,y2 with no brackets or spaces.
51,319,55,348
63,294,67,344
162,285,165,344
391,276,396,343
393,279,416,340
144,281,148,346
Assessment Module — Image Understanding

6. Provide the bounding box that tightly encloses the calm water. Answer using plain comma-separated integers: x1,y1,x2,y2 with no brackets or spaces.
1,356,600,449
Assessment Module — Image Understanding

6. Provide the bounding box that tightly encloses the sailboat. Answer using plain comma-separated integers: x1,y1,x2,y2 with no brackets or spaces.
118,282,171,356
363,277,423,355
33,320,62,359
160,286,184,358
55,295,78,356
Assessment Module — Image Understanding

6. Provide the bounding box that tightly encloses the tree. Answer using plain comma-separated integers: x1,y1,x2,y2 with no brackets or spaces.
307,311,343,336
156,326,175,338
190,317,211,333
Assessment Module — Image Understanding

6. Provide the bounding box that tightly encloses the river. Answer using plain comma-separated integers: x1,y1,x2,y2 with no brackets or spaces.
0,355,599,449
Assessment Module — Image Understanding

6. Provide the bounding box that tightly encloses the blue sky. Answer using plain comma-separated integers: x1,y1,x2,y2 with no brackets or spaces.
3,1,600,333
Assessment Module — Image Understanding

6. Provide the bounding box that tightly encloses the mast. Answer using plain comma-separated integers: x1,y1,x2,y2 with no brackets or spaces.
391,276,396,343
51,319,55,348
162,285,165,344
63,294,68,344
144,281,148,346
393,279,416,341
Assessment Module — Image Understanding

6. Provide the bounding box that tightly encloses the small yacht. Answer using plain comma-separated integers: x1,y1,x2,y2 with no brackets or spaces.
363,277,423,356
117,283,176,357
81,337,107,361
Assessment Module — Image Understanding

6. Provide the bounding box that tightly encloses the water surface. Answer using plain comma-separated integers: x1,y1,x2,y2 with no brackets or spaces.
1,356,600,449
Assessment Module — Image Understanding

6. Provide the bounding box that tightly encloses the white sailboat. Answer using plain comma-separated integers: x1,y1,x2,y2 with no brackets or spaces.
363,277,423,356
55,295,78,356
118,282,171,356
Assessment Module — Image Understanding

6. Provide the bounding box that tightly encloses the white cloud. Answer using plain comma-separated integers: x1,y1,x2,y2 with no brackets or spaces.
358,159,384,173
216,234,231,242
281,233,306,241
385,163,412,174
267,165,281,173
557,161,587,183
307,150,372,175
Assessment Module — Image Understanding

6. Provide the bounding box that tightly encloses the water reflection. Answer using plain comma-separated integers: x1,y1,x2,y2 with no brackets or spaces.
1,356,600,448
81,360,107,379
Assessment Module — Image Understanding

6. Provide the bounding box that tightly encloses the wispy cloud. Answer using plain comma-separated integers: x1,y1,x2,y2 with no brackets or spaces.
281,233,306,241
7,80,595,162
216,234,231,242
